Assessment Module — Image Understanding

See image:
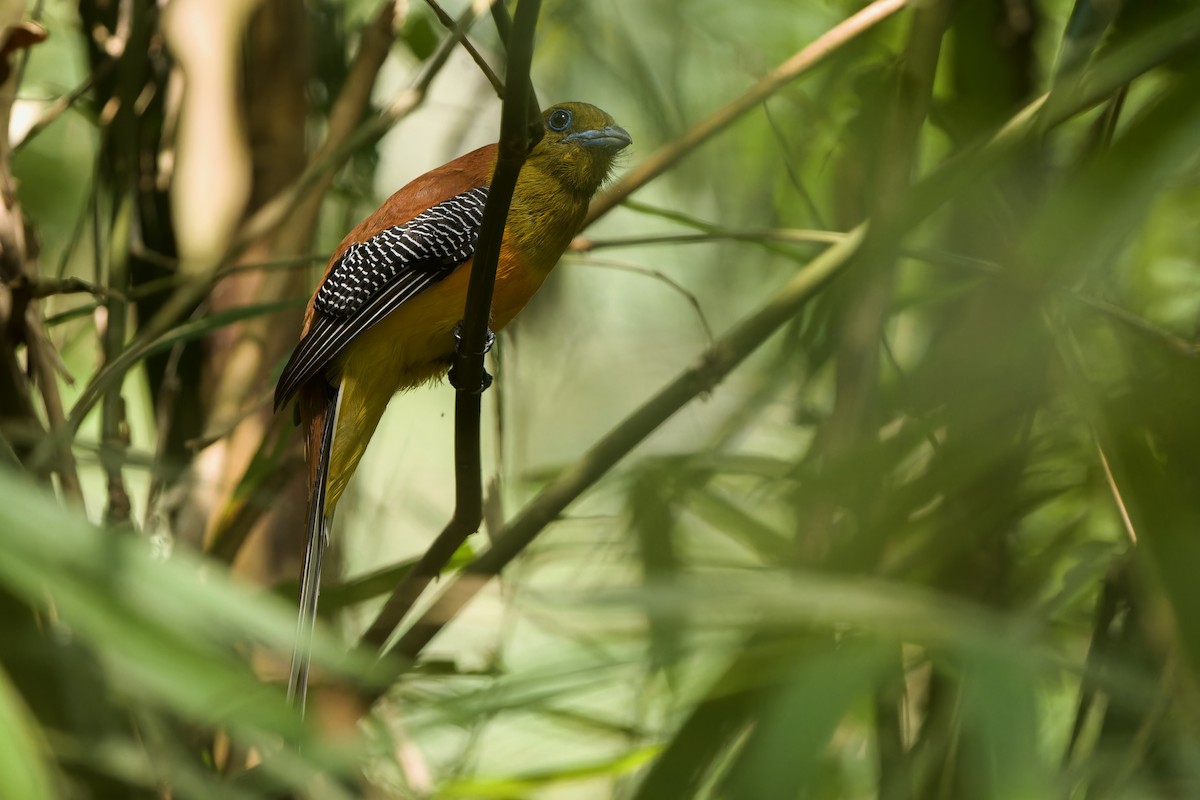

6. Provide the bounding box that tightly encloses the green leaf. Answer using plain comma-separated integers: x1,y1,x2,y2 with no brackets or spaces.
0,667,56,800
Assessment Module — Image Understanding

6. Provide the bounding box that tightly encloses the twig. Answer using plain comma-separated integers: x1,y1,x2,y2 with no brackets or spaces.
25,315,84,502
0,431,18,466
143,324,188,532
1068,293,1197,358
359,0,542,652
216,253,327,277
185,388,274,451
572,228,1001,279
763,100,826,228
128,244,328,278
488,0,540,121
100,194,134,528
1064,565,1125,763
424,0,504,97
18,275,125,299
1096,443,1137,545
575,256,715,345
584,0,910,226
608,201,832,264
13,55,117,152
572,229,843,252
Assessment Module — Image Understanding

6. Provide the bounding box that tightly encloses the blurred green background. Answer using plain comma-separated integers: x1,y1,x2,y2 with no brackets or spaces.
2,0,1200,797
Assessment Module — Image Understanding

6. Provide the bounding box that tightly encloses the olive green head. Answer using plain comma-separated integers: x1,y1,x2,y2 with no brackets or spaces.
530,101,631,196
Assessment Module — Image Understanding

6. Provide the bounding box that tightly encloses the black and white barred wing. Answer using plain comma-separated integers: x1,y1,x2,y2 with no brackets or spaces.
274,187,489,409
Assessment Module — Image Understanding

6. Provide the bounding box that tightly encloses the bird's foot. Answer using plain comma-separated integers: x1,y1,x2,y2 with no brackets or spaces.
453,324,496,356
449,324,496,393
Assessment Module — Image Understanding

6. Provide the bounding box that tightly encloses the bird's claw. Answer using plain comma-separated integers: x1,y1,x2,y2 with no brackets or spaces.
449,324,496,393
453,323,495,356
447,363,494,394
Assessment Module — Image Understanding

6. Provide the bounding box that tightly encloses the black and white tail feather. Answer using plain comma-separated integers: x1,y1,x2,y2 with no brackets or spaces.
286,384,340,712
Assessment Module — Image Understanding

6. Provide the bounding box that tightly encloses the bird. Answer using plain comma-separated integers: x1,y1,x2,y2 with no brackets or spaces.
274,102,631,709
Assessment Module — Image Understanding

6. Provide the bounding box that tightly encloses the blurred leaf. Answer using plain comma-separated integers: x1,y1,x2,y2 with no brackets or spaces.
1054,0,1125,80
440,746,659,797
145,298,306,358
720,641,892,799
0,467,374,791
1028,71,1200,286
628,466,684,676
400,9,439,61
957,653,1054,799
0,667,56,800
1097,338,1200,672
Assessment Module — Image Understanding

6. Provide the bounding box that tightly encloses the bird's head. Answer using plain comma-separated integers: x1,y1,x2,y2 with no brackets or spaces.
530,101,631,196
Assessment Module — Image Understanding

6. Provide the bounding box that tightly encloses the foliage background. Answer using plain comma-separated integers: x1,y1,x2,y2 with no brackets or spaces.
1,0,1199,797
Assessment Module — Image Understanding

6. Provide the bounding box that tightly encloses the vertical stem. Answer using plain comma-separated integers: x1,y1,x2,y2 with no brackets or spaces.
363,0,543,652
101,192,132,526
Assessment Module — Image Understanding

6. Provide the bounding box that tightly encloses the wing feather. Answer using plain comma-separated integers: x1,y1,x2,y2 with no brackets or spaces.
274,187,488,409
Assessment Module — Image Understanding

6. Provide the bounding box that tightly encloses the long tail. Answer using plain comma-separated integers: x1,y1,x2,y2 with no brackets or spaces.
287,387,339,713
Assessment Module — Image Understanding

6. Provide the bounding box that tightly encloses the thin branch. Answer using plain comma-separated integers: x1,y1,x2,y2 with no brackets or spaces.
424,0,504,97
1096,443,1137,545
13,55,116,153
572,228,1001,278
575,256,715,346
19,275,125,299
1064,565,1125,763
572,229,844,252
488,0,540,122
1069,293,1198,357
763,100,826,229
606,201,832,264
360,0,542,652
25,317,84,502
702,236,1197,362
143,326,188,532
216,253,329,277
584,0,910,226
100,194,134,528
185,388,274,450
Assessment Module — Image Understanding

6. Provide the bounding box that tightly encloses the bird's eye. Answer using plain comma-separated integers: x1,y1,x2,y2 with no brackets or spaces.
548,108,572,131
